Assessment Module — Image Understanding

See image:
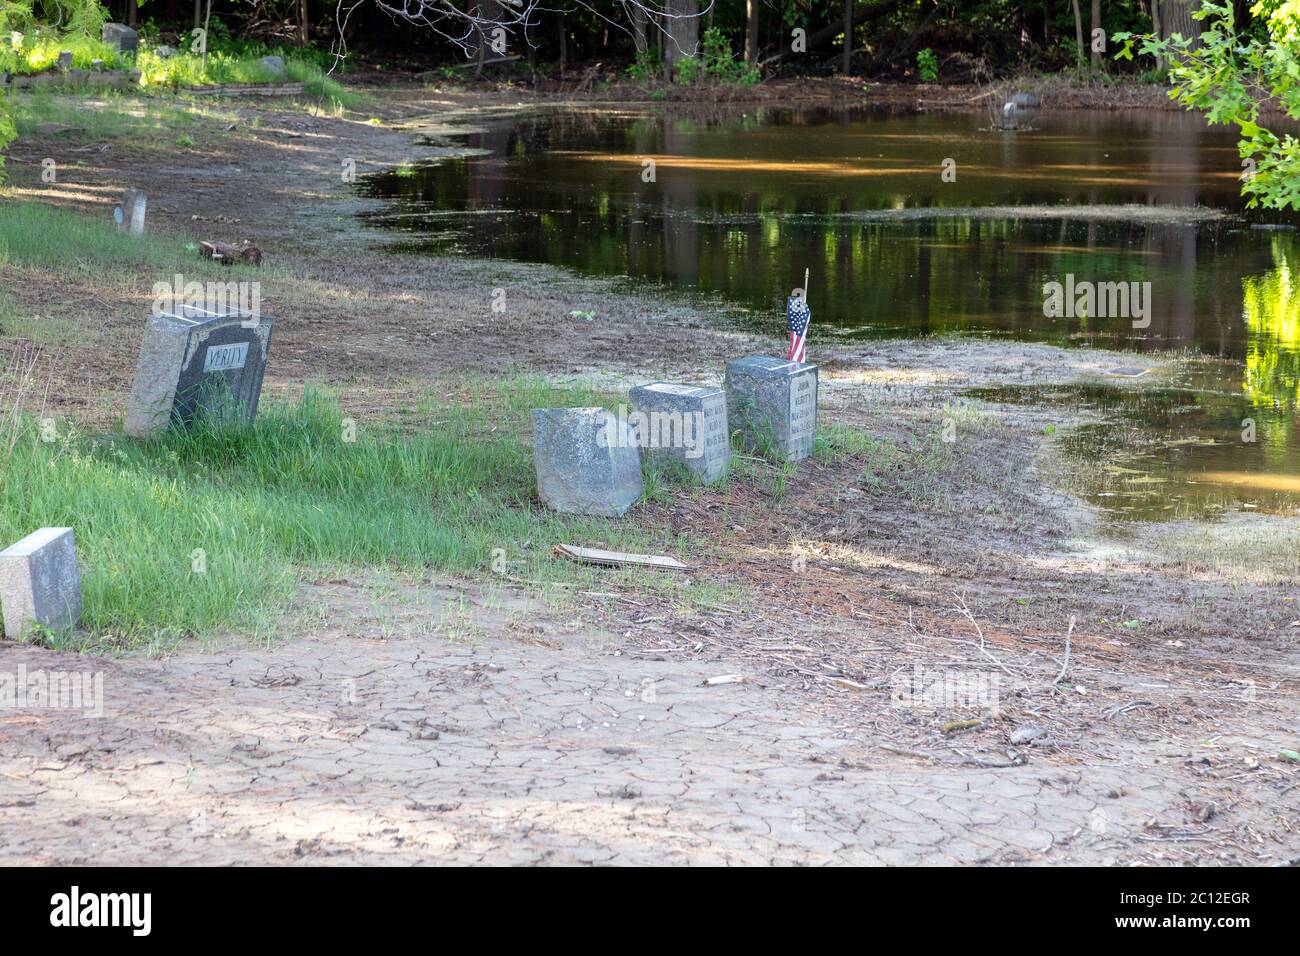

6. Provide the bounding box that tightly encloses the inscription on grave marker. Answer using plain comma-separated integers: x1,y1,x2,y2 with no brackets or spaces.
203,341,249,373
629,382,730,483
725,356,819,462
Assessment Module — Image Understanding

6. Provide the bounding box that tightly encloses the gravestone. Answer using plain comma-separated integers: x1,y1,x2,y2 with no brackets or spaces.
725,356,819,462
258,55,288,79
0,528,82,639
56,51,72,72
124,305,274,438
101,23,140,54
628,382,729,483
114,188,146,236
532,408,643,517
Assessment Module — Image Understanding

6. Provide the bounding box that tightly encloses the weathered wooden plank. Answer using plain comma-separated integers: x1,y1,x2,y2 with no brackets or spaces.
552,543,692,571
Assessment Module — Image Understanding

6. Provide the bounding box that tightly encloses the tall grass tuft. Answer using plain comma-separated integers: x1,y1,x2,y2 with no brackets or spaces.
0,383,686,645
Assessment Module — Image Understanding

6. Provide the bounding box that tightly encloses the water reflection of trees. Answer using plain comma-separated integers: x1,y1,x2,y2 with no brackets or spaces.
1243,235,1300,410
362,110,1300,411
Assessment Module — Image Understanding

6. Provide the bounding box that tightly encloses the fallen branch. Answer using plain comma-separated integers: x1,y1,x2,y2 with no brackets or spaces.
1052,615,1077,686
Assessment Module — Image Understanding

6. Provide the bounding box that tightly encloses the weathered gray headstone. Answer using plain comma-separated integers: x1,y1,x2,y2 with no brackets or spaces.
0,528,82,639
258,55,288,79
56,51,73,72
725,356,819,462
628,382,729,483
114,188,146,236
532,408,643,517
101,23,139,54
124,306,274,438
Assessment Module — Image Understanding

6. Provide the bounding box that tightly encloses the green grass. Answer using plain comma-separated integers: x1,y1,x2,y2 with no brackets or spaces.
0,199,278,340
814,421,874,462
135,50,365,112
10,90,238,153
856,404,1002,512
3,34,123,75
0,384,710,648
6,35,363,112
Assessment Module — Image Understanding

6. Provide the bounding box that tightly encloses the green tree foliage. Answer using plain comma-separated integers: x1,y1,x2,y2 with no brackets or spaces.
0,1,114,176
674,26,759,85
1117,0,1300,209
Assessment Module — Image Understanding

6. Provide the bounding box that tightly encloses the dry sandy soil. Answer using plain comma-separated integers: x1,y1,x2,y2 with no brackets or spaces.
0,82,1296,865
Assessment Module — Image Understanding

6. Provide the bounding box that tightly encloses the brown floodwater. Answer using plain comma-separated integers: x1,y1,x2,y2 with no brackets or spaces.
359,106,1300,521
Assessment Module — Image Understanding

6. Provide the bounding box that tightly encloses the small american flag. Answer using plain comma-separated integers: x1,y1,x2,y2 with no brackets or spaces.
787,293,810,363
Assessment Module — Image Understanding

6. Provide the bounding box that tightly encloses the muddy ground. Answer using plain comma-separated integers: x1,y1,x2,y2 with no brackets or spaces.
0,81,1296,865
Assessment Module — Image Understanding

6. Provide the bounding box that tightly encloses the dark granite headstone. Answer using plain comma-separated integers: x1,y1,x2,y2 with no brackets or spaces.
124,306,274,437
101,23,140,55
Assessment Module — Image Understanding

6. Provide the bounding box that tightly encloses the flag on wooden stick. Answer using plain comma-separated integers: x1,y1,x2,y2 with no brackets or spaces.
787,268,810,363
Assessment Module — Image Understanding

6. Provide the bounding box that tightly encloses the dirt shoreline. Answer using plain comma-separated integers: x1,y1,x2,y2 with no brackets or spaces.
1,84,1297,865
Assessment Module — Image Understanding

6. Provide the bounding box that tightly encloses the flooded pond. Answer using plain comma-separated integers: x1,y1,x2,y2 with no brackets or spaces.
360,106,1300,521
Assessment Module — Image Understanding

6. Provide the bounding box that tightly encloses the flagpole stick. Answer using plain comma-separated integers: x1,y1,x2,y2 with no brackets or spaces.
803,268,810,303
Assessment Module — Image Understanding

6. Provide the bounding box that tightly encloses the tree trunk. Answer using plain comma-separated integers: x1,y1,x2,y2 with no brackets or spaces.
194,0,201,30
558,13,566,76
1150,0,1165,69
1157,0,1202,45
842,0,853,74
1071,0,1085,67
299,0,309,45
662,0,699,82
127,0,137,28
745,0,759,63
201,0,211,73
1090,0,1101,68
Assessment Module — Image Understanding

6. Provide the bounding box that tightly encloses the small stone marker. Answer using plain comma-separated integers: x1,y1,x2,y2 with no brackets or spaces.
258,55,288,79
0,528,82,639
532,408,643,517
124,305,274,438
628,382,729,483
725,356,819,462
114,188,147,236
56,51,73,72
101,23,140,54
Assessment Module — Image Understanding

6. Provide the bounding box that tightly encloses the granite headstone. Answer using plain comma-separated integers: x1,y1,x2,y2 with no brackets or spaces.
628,382,729,483
532,408,643,517
258,55,288,79
725,355,818,462
124,305,274,438
101,23,140,54
114,188,146,236
0,528,82,639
